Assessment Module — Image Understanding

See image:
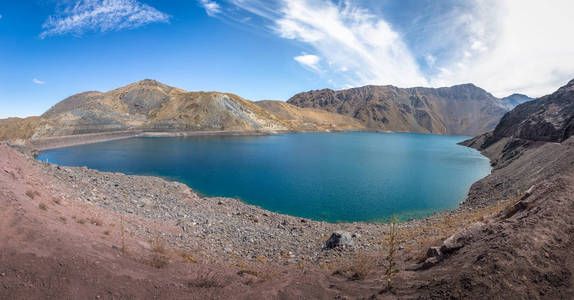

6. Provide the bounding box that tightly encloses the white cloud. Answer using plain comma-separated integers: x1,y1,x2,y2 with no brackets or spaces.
199,0,221,16
271,0,427,88
425,54,436,67
222,0,574,97
433,0,574,97
40,0,170,39
294,54,321,72
33,78,46,85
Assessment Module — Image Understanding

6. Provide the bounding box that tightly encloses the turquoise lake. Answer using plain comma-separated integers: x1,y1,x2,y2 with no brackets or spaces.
37,132,491,223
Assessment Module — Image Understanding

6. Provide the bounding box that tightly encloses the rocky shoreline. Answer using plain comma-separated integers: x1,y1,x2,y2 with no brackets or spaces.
27,133,504,268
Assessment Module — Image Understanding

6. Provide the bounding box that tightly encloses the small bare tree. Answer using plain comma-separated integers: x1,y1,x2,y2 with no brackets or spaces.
384,215,399,291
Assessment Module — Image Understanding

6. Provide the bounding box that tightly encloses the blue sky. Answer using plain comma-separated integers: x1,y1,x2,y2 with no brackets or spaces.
1,0,574,118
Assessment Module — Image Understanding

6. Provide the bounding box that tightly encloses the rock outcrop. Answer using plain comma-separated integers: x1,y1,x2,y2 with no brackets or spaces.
491,79,574,143
287,83,509,136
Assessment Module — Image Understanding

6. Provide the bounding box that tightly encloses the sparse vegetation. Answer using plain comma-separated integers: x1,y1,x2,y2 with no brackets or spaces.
152,237,167,254
103,230,110,236
148,253,169,269
26,190,40,199
52,198,61,205
59,216,67,224
383,215,399,291
176,250,198,263
187,272,224,288
38,203,47,210
349,252,375,280
88,217,103,226
120,215,126,254
76,218,86,224
398,197,517,262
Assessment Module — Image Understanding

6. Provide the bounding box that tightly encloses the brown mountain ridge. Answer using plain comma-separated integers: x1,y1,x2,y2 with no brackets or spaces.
0,79,524,142
287,83,511,136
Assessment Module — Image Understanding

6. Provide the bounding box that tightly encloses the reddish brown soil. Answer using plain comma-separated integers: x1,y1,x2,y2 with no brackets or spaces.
2,135,574,299
0,143,384,299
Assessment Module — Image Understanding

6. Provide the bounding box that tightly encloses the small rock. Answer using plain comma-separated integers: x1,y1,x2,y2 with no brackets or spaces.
426,246,441,258
140,198,153,207
421,257,441,270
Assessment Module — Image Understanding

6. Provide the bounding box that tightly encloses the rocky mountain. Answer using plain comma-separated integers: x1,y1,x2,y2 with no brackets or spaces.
255,100,365,131
490,79,574,143
0,80,365,140
287,84,509,136
500,93,534,110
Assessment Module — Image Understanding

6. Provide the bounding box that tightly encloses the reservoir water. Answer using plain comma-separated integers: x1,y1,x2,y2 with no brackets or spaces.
38,132,491,222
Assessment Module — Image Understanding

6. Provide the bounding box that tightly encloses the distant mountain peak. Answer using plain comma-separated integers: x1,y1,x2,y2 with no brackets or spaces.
135,79,164,86
500,93,534,110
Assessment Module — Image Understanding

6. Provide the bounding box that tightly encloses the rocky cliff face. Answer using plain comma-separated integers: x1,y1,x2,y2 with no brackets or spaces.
287,84,509,136
491,79,574,143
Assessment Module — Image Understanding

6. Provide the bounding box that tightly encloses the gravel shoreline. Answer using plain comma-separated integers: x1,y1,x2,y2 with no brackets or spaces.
36,157,481,265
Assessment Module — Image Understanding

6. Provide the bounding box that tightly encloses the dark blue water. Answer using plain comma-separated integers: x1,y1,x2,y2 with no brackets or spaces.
37,132,490,222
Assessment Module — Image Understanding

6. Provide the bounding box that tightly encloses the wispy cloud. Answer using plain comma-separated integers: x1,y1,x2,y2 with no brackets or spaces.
199,0,221,16
294,54,321,72
222,0,574,97
40,0,170,39
33,78,46,85
432,0,574,97
226,0,427,88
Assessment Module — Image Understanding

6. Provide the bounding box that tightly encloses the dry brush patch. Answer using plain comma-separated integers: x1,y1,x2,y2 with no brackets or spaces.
398,197,517,262
187,271,225,288
26,189,41,199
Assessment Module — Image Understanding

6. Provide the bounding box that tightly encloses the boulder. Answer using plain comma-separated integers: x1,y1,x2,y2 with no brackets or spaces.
325,231,354,249
440,222,485,254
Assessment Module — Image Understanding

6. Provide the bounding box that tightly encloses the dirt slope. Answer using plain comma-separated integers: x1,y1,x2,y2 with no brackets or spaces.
256,100,366,131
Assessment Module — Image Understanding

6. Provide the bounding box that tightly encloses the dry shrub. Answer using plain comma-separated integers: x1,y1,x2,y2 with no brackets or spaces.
188,271,224,288
76,218,86,225
26,190,40,199
397,196,518,262
148,253,169,269
59,216,67,224
176,250,198,263
350,252,375,280
332,252,376,281
234,262,263,279
152,237,167,254
103,230,111,236
52,198,61,205
88,217,103,226
38,203,48,210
